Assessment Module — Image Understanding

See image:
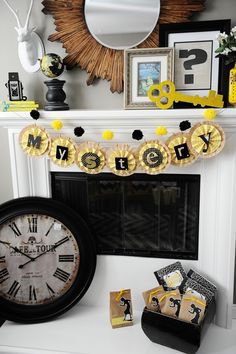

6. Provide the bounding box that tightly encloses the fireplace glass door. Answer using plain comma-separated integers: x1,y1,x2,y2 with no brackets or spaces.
51,173,200,260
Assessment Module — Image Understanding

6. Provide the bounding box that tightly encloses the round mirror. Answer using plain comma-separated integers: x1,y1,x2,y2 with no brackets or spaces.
85,0,160,50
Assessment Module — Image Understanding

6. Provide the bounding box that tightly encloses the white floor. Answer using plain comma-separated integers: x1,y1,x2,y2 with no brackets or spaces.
0,305,236,354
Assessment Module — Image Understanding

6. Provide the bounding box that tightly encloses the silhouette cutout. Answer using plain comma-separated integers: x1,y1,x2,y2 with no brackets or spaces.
120,297,132,321
169,297,181,317
189,303,202,324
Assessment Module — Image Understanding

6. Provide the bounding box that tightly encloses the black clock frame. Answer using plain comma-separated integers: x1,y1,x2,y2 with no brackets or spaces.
0,197,97,323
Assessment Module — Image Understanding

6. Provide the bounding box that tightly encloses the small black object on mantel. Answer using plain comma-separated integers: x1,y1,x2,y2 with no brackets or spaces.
44,79,69,111
141,298,216,354
5,72,27,101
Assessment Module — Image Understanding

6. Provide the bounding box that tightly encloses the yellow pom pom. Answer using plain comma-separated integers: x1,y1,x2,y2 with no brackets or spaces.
155,126,168,136
52,120,63,131
203,109,217,120
102,130,114,140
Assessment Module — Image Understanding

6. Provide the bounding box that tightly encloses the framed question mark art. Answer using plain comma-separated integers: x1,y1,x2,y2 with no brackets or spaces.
159,20,231,108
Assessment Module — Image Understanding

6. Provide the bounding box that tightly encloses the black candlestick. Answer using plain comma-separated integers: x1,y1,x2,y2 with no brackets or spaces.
44,79,69,111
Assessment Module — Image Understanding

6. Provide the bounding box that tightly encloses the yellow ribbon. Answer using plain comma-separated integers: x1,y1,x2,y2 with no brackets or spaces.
148,289,164,303
115,289,125,302
184,297,206,307
159,291,178,303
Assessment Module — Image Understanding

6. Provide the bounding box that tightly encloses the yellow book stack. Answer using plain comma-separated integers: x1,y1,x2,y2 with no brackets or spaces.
0,100,39,112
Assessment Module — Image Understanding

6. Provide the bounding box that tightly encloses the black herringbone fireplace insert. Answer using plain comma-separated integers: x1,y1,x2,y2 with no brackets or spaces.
51,173,200,260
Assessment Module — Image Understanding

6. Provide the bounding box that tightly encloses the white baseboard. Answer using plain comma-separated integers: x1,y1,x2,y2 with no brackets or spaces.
233,305,236,319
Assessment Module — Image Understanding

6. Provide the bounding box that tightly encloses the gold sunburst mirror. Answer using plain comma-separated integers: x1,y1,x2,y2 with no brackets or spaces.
42,0,205,93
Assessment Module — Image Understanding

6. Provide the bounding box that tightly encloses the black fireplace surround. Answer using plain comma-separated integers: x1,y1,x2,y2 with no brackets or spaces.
51,173,200,260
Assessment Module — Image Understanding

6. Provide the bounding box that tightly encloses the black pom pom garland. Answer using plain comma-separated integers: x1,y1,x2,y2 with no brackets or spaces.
179,120,191,131
132,129,143,141
30,110,40,120
74,126,85,137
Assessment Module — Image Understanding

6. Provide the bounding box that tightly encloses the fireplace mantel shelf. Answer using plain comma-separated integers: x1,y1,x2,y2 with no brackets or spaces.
0,108,236,130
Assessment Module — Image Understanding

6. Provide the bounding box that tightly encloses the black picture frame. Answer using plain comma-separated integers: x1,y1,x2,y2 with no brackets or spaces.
159,20,231,108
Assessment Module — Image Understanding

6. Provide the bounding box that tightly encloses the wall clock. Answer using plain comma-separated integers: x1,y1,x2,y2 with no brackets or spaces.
0,197,96,323
42,0,205,93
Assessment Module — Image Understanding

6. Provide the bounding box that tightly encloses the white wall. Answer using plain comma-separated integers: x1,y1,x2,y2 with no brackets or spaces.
0,0,236,299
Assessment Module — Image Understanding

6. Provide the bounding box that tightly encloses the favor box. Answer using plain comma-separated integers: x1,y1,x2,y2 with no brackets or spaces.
141,298,216,354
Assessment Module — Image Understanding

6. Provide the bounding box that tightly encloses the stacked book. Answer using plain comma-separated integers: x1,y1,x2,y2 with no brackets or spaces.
0,100,39,112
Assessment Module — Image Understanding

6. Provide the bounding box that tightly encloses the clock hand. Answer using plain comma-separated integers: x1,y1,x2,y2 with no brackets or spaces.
0,240,34,260
18,236,69,269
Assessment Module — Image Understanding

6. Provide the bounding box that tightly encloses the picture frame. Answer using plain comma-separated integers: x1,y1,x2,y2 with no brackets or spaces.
159,20,231,108
124,48,174,109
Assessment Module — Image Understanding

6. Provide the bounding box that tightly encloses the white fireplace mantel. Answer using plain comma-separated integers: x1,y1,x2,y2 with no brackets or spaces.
0,108,236,333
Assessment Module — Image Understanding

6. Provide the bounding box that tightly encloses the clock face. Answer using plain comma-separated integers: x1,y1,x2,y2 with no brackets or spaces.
0,214,80,305
0,197,96,323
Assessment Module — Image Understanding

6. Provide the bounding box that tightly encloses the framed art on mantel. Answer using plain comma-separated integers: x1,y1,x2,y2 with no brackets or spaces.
124,48,173,109
159,20,231,108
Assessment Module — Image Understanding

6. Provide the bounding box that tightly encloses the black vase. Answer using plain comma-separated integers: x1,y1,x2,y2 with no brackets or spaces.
44,79,69,111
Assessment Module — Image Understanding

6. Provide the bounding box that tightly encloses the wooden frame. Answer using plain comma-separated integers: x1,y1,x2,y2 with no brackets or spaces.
42,0,205,94
159,19,231,108
124,48,173,109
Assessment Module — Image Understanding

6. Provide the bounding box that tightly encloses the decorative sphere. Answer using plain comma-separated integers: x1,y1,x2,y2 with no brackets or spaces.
40,53,64,78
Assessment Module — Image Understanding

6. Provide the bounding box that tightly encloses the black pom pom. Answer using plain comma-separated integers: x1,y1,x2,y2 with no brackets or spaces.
132,129,143,140
30,110,40,120
179,120,191,131
74,127,85,137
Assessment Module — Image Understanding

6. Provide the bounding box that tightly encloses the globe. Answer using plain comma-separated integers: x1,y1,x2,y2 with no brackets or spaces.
40,53,64,78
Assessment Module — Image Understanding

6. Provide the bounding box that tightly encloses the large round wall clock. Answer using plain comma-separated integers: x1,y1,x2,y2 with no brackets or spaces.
0,197,96,323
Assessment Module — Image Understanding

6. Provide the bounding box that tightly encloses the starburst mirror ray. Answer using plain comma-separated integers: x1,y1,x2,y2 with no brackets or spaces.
42,0,205,93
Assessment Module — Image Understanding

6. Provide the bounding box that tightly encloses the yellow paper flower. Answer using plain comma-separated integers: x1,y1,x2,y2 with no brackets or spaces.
203,109,217,120
77,142,106,174
49,136,76,167
138,140,171,174
52,120,63,131
19,125,50,156
102,130,114,140
155,126,168,136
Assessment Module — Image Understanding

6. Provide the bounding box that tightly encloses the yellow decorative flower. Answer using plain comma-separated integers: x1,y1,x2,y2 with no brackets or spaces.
77,142,106,174
188,122,225,158
166,133,198,166
138,140,170,174
49,136,76,167
19,125,50,156
52,120,63,131
203,109,217,120
107,144,136,176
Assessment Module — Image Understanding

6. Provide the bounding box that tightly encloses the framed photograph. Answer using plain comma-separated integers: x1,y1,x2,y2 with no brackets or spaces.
159,20,231,108
124,48,174,109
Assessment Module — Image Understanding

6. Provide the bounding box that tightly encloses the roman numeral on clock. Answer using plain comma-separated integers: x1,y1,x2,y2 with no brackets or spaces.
9,222,21,237
0,256,6,263
28,217,38,233
46,282,55,296
0,268,9,284
53,268,70,282
29,285,37,301
7,280,21,297
54,236,69,248
59,255,74,262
